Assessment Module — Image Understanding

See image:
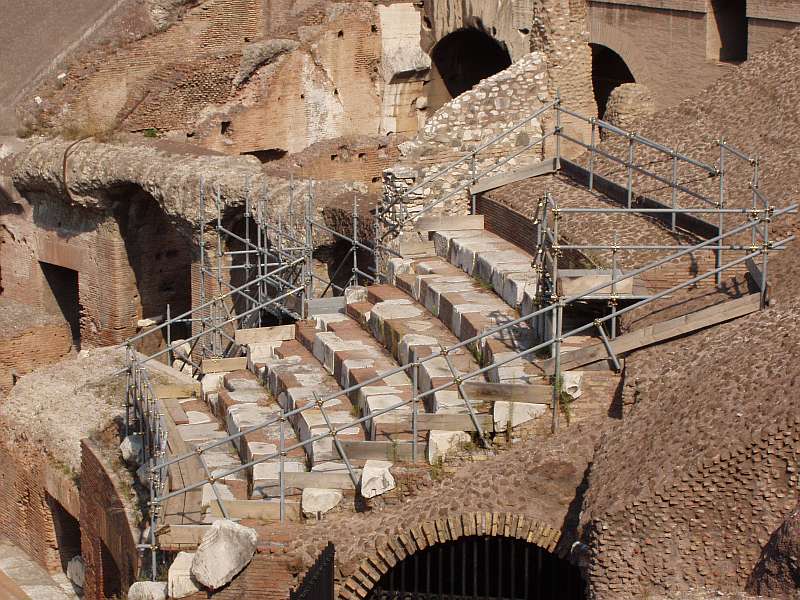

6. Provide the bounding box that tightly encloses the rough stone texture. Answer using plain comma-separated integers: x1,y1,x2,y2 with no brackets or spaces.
572,28,800,598
128,581,168,600
602,83,656,132
23,1,427,155
66,555,85,589
169,551,201,599
360,460,396,498
426,430,471,464
747,503,800,598
235,39,299,87
586,1,800,111
302,488,344,518
378,0,595,258
0,348,126,473
191,519,258,590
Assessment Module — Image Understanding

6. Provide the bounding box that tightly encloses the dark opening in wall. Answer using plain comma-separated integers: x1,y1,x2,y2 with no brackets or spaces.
46,494,81,572
430,28,512,102
590,43,635,119
40,261,81,346
100,539,122,598
708,0,747,62
113,185,192,340
243,148,288,163
368,535,586,599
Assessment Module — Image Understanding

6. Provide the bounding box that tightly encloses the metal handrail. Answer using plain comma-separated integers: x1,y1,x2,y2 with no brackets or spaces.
147,204,794,495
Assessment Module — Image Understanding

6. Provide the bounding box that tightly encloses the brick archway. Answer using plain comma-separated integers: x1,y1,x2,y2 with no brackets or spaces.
339,511,563,599
589,22,651,86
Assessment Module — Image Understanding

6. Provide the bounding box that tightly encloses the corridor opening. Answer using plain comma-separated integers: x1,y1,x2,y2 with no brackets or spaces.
590,43,635,119
40,261,81,347
368,535,585,599
426,29,512,112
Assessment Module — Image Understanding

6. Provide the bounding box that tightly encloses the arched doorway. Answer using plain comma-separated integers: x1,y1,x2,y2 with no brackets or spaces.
368,535,585,600
426,29,512,112
590,44,635,120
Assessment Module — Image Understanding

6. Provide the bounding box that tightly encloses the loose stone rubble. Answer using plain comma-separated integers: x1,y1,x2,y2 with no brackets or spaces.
190,520,258,590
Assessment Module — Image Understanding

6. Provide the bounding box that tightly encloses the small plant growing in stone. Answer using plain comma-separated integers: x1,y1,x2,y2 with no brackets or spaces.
143,128,159,138
429,456,445,481
553,374,574,426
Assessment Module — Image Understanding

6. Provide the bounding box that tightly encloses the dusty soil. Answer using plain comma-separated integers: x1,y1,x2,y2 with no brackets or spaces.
0,347,128,474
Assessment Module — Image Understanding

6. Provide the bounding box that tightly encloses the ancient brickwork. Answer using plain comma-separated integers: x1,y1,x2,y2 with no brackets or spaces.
80,440,140,600
0,435,82,576
380,0,595,240
587,1,739,110
0,300,73,394
583,415,800,598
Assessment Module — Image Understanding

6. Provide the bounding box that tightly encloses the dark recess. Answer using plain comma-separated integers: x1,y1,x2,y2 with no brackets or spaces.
432,29,512,99
590,43,635,119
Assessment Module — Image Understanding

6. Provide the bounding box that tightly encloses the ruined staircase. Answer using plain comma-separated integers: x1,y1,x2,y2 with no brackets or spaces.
153,223,595,545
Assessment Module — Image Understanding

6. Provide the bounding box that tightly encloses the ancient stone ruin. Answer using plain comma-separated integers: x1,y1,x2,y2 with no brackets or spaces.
1,1,800,599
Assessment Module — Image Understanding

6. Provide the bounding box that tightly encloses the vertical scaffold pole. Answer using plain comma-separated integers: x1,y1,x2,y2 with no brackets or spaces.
588,118,596,192
279,413,285,522
215,185,224,354
717,139,725,286
626,134,635,209
352,194,359,287
551,301,563,434
199,179,207,359
554,91,562,169
610,234,618,339
411,362,419,463
670,151,678,232
166,304,172,367
304,182,314,317
751,157,760,250
469,152,477,214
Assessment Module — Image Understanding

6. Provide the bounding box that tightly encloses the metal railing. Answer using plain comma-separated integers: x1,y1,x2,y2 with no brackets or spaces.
125,97,795,580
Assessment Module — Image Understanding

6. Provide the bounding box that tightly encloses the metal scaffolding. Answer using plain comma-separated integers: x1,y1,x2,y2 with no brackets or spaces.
122,95,796,578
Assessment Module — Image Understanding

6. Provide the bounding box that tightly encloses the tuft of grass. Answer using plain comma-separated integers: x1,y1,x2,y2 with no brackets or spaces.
429,456,445,481
143,128,159,138
553,374,574,426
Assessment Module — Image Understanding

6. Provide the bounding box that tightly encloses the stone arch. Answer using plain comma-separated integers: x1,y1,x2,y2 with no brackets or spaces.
340,511,576,600
589,23,650,86
426,28,512,113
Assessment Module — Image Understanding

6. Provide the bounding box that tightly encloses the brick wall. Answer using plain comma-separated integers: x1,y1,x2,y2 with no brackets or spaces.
587,1,739,110
0,189,193,349
80,439,140,600
0,437,77,574
183,553,297,600
0,320,72,394
476,194,539,256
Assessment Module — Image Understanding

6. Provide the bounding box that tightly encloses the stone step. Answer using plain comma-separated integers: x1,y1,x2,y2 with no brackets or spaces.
263,340,366,467
387,256,544,386
171,394,250,516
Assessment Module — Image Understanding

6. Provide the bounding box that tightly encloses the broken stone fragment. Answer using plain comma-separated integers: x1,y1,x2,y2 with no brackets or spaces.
360,460,395,498
66,555,85,588
427,430,471,464
190,519,258,590
344,285,368,305
302,488,344,517
493,401,547,432
127,580,168,600
168,551,201,598
562,371,583,399
120,433,144,465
